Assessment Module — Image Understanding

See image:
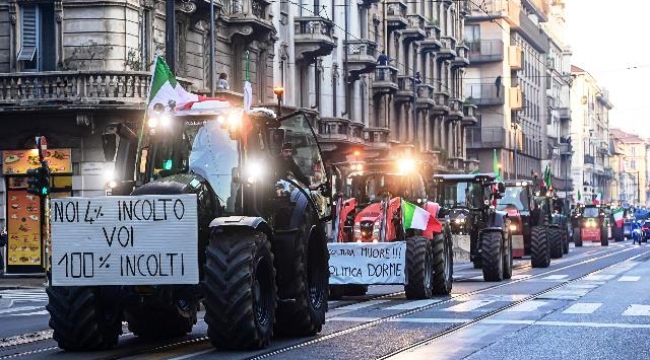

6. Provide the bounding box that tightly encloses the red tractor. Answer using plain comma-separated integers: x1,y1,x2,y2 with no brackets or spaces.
329,158,453,299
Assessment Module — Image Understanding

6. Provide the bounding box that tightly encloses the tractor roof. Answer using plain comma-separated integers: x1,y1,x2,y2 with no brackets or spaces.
433,173,498,182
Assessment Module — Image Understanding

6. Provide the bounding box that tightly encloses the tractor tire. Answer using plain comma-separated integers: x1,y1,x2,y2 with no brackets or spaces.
563,227,570,254
480,231,503,282
549,227,563,259
432,227,454,295
46,286,122,351
473,260,482,269
503,234,513,280
405,236,433,299
274,217,329,337
203,229,276,350
573,227,583,247
531,226,551,268
601,227,609,246
125,300,198,340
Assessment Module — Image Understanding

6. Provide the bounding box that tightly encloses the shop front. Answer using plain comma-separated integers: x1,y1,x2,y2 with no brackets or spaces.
2,148,73,274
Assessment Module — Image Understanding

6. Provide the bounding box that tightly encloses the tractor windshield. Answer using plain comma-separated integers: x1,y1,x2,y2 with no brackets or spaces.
438,182,487,209
349,173,426,203
583,207,600,218
137,114,241,213
497,187,530,211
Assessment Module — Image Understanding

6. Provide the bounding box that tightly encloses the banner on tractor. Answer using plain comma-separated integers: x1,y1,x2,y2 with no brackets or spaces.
328,242,406,285
50,195,199,286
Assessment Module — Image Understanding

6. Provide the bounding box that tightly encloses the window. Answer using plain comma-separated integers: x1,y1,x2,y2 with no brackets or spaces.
175,20,187,76
141,9,152,70
18,3,55,71
631,146,636,156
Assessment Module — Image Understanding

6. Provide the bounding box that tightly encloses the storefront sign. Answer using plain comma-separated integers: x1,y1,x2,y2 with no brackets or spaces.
2,149,72,175
328,242,406,285
5,190,42,266
50,195,199,286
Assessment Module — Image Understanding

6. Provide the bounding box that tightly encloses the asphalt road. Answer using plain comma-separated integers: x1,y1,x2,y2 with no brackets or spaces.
1,241,648,360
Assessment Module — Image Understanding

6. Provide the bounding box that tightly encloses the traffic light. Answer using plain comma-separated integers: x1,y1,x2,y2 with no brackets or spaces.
26,162,50,197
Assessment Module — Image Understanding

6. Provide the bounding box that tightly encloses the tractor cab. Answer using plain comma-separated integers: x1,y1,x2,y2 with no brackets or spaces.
573,204,608,246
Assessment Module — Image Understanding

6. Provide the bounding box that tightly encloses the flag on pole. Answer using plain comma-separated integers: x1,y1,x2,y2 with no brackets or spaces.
613,207,625,227
243,50,253,111
594,192,601,205
492,149,502,181
402,200,439,233
577,190,582,204
147,56,198,112
543,164,552,189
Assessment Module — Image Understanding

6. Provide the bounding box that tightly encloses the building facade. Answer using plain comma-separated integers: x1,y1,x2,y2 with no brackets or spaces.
464,0,548,181
569,65,613,204
609,129,648,207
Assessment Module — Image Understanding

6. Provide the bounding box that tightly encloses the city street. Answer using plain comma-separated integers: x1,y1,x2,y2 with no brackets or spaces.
1,241,649,360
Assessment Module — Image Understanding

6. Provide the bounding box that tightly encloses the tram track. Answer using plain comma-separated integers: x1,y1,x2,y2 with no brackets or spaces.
0,245,635,360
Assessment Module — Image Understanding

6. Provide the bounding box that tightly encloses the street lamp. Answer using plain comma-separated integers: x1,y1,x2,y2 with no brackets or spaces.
274,86,284,117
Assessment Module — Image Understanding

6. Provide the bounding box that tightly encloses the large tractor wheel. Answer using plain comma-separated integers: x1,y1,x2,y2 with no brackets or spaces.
203,229,277,350
549,227,563,259
563,227,570,254
531,226,551,268
601,226,609,246
432,227,454,295
573,227,583,247
503,234,513,280
405,236,433,299
125,300,197,339
274,217,329,337
480,231,503,282
46,286,122,351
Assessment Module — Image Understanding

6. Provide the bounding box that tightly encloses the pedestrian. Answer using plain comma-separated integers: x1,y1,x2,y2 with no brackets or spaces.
377,51,389,66
217,73,230,90
0,227,7,275
414,71,422,85
495,76,502,97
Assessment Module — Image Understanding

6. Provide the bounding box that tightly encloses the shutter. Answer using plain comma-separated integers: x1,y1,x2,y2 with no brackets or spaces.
17,5,37,62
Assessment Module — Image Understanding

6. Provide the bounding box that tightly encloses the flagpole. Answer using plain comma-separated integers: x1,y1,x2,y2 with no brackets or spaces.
209,0,215,97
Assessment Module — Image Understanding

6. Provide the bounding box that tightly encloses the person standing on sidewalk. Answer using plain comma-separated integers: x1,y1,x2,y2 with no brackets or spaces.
0,227,6,275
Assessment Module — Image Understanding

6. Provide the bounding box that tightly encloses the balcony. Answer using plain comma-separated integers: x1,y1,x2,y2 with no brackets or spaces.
467,39,504,64
402,15,426,42
447,98,464,120
432,91,450,115
466,126,507,149
509,87,523,110
318,117,365,146
437,36,458,61
364,127,390,149
420,25,442,53
416,84,435,109
386,0,408,31
222,0,275,43
465,83,505,106
395,75,415,103
459,0,472,15
294,17,337,62
509,46,522,70
559,142,573,156
558,107,571,120
0,71,193,111
584,155,595,165
452,43,470,68
466,0,521,29
462,102,478,127
372,66,399,95
522,0,549,21
515,10,549,53
345,39,378,80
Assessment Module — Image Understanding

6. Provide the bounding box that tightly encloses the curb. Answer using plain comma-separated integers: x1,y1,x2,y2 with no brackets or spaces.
0,297,14,309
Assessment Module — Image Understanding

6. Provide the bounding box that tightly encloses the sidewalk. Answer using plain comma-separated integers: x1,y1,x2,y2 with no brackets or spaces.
0,274,47,290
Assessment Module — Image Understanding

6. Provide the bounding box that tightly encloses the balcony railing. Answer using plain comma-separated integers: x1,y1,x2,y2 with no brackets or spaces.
464,83,505,106
584,155,595,165
558,107,571,120
373,66,398,95
466,126,507,149
395,75,415,102
364,127,390,148
517,10,548,52
0,71,193,107
467,39,504,63
467,0,520,28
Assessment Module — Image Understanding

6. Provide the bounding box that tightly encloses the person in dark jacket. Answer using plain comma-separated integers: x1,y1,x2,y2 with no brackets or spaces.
276,142,310,186
0,227,7,275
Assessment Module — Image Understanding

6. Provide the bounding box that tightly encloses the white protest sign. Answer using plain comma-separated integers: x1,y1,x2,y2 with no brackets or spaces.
50,195,198,286
328,242,406,285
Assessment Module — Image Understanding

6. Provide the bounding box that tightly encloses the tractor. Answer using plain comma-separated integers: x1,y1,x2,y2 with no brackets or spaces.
497,181,535,259
572,204,608,247
46,100,332,351
329,158,454,299
431,173,512,282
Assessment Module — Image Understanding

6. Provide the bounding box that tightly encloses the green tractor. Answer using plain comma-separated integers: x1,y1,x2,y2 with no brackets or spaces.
47,101,333,351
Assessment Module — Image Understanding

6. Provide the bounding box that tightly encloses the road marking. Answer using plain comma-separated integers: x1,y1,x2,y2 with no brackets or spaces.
622,304,650,316
511,274,532,280
0,306,44,315
542,275,569,280
584,274,616,281
338,300,391,311
7,310,49,317
563,302,602,314
384,299,442,310
329,317,650,329
618,276,641,282
0,289,48,303
507,300,548,312
442,300,495,312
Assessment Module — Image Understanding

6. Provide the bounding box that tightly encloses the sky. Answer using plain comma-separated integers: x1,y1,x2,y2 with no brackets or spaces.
565,0,650,139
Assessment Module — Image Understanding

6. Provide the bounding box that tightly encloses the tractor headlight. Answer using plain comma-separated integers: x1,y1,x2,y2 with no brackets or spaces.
147,117,158,128
509,224,517,231
398,158,416,174
245,160,265,183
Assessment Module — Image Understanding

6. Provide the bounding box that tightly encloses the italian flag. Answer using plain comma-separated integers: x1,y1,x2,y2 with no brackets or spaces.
147,56,198,112
402,200,438,234
613,207,625,227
